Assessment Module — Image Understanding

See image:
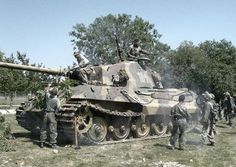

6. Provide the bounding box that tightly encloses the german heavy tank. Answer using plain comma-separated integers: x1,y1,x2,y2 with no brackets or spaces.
0,60,201,143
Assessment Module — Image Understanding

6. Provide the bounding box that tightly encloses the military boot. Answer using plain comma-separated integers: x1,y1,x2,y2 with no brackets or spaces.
52,144,59,149
40,142,44,148
179,147,185,151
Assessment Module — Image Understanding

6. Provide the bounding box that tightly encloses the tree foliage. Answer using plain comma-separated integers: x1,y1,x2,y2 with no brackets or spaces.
0,52,51,97
70,14,170,65
199,40,236,96
167,40,236,98
167,41,209,92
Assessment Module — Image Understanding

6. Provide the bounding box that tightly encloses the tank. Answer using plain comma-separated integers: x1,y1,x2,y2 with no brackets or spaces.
0,60,201,143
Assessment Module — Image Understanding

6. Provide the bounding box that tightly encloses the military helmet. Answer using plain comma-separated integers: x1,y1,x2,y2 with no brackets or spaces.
133,39,140,47
210,93,215,99
225,92,230,96
202,91,212,101
179,95,185,102
49,87,58,96
0,115,5,123
73,51,80,58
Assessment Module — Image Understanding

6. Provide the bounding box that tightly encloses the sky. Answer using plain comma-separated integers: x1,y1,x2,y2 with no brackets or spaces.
0,0,236,67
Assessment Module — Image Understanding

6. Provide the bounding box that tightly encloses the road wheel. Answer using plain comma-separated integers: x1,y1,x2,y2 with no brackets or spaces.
112,117,130,140
133,118,150,138
87,117,108,142
151,122,167,136
74,107,93,134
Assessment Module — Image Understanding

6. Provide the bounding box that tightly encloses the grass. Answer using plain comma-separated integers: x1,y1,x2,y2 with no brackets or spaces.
0,115,236,167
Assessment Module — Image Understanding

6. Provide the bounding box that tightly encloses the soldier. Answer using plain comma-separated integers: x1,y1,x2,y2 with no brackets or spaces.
72,52,93,84
40,87,60,149
127,39,149,60
218,97,224,120
222,92,235,127
74,51,89,68
169,95,190,150
0,113,12,139
200,92,217,146
209,93,219,135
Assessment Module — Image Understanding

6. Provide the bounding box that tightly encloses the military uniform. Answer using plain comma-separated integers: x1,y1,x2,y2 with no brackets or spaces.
218,98,224,120
223,92,235,126
40,88,60,148
201,92,217,145
169,95,190,150
73,52,93,84
127,39,149,60
0,113,12,139
74,52,89,68
210,94,219,134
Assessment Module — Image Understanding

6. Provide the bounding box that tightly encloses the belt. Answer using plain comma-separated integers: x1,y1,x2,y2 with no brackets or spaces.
45,110,54,113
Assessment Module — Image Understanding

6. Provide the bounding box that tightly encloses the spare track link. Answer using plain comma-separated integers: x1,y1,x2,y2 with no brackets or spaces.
57,102,141,118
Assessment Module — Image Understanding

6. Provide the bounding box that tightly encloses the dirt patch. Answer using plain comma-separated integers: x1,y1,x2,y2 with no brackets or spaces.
1,115,236,167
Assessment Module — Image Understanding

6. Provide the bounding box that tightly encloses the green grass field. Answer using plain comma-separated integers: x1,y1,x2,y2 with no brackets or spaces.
1,115,236,167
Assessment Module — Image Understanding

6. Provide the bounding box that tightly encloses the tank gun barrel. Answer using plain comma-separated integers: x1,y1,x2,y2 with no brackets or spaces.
0,62,65,75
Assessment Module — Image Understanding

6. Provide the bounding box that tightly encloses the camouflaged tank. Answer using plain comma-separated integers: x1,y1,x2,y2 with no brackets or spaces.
0,60,201,143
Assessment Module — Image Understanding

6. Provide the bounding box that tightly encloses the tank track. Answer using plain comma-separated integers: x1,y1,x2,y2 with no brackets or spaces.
15,103,42,134
56,101,140,127
16,101,197,144
55,101,143,142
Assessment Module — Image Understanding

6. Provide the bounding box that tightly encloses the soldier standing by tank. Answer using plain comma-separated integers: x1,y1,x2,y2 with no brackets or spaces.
169,95,190,150
200,92,216,146
0,113,12,139
40,87,60,149
127,39,149,60
223,92,235,127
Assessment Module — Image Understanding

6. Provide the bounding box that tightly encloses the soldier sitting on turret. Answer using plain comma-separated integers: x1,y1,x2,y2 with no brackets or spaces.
74,51,89,68
127,39,150,60
69,52,94,84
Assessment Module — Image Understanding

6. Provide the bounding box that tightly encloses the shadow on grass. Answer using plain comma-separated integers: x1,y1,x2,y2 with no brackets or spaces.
188,128,202,134
13,131,100,149
186,140,203,146
221,131,236,135
153,142,171,150
13,132,35,138
216,124,229,128
13,132,41,146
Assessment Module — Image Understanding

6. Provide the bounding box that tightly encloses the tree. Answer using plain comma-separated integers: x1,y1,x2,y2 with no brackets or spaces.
166,41,209,92
167,39,236,98
0,51,52,105
199,39,236,96
70,14,170,65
